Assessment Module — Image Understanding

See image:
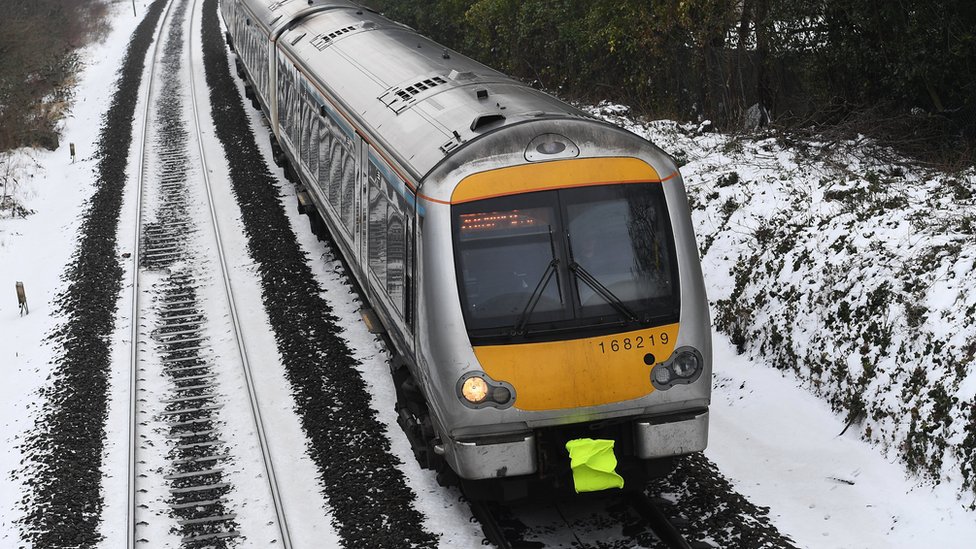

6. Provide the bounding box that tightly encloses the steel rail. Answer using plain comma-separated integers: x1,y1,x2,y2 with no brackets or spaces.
186,0,294,547
626,491,696,549
127,1,178,547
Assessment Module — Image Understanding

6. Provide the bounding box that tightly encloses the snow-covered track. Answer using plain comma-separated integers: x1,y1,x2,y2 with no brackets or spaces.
625,492,700,549
126,0,293,546
473,492,711,549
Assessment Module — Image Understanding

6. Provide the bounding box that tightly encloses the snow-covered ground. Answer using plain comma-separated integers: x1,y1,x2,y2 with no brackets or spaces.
586,103,976,547
0,3,144,543
2,3,975,547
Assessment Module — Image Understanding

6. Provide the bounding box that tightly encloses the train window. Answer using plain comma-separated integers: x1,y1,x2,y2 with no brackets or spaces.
454,198,566,332
289,84,300,146
317,114,331,188
340,153,356,232
308,115,319,179
368,191,388,281
453,184,679,341
367,158,410,315
328,141,343,209
277,78,286,129
300,98,311,167
563,185,677,323
386,214,406,305
277,57,288,132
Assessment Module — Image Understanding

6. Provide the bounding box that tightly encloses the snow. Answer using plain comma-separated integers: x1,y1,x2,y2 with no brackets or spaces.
710,336,976,548
0,2,144,543
1,4,974,548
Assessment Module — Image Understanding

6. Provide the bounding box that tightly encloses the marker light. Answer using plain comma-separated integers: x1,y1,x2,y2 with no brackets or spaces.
650,347,705,390
461,376,489,403
491,386,512,405
652,366,672,385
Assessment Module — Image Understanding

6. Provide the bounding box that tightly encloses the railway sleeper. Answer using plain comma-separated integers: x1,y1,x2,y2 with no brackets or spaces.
171,497,225,510
181,530,240,544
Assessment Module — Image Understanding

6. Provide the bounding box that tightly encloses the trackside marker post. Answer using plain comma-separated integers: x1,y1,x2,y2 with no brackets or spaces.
16,281,28,316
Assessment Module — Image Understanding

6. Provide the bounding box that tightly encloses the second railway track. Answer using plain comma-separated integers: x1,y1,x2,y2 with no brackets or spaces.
125,0,294,545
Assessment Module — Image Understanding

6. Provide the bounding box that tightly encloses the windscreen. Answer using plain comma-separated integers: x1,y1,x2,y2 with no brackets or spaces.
453,183,679,341
456,200,567,330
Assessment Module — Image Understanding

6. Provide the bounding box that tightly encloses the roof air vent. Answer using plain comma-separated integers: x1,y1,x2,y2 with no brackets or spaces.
470,114,505,132
448,70,475,81
379,75,449,114
311,24,359,50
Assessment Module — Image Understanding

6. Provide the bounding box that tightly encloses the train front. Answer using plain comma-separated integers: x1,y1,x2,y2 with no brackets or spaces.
418,119,711,500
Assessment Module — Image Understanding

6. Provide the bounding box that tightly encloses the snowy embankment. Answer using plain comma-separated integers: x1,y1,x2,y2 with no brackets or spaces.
589,103,976,506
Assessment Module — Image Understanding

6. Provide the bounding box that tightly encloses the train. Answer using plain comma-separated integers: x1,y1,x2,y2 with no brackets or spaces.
218,0,711,500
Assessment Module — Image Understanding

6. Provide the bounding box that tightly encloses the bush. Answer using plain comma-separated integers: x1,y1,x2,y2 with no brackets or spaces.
363,0,976,163
0,0,110,151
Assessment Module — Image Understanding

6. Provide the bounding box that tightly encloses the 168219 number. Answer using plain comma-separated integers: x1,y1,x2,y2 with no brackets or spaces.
597,332,670,354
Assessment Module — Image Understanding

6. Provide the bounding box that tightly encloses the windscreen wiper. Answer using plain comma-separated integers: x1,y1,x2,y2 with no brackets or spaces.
511,258,559,336
569,262,639,323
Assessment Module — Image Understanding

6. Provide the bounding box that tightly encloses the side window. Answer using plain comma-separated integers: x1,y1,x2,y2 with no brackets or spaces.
340,152,356,232
277,57,289,134
301,99,312,171
288,81,300,146
386,213,406,306
308,115,319,180
367,155,411,316
328,139,343,209
368,172,387,282
317,113,330,190
299,94,308,166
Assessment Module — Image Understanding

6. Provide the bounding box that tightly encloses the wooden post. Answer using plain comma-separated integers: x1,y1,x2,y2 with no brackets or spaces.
16,281,28,316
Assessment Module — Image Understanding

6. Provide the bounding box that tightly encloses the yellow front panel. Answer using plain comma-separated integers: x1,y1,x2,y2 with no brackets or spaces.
474,323,680,411
451,157,662,204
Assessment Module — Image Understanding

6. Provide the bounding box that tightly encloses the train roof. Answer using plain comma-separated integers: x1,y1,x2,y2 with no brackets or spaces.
269,1,595,181
237,0,362,38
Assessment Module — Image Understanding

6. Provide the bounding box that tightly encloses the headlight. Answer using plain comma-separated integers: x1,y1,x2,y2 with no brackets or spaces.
457,373,515,408
672,351,701,378
650,347,704,390
461,376,489,403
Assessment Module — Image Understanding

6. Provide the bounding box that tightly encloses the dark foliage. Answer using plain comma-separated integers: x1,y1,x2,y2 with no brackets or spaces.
363,0,976,163
0,0,112,151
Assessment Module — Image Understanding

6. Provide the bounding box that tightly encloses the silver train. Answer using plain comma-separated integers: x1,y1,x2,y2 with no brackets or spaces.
219,0,711,499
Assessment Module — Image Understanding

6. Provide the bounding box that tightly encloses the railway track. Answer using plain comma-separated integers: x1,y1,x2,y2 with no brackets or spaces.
125,0,293,545
469,490,713,548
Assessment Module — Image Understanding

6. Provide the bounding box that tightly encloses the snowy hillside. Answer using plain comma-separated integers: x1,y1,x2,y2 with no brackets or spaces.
589,102,976,506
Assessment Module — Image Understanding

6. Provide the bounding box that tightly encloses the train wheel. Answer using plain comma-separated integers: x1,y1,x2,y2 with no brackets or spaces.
308,211,327,241
270,136,285,167
392,358,448,474
283,162,298,184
